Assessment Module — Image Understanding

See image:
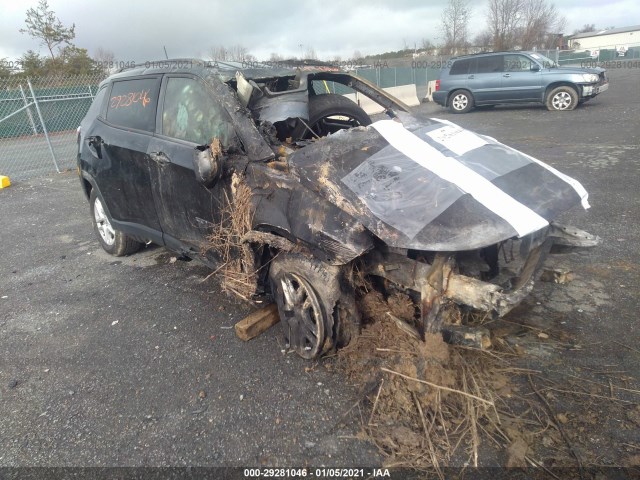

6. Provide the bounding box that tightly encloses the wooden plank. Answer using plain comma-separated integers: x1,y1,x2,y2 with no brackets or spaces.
235,303,280,341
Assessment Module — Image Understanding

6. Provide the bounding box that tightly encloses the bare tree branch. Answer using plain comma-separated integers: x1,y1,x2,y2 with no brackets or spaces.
441,0,471,55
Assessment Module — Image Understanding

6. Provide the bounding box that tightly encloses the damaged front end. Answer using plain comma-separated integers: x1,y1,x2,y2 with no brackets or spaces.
213,67,600,357
253,115,598,353
358,222,599,349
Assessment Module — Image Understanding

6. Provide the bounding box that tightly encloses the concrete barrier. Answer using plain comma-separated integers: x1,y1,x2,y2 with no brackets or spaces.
342,84,421,115
384,85,420,107
355,94,386,115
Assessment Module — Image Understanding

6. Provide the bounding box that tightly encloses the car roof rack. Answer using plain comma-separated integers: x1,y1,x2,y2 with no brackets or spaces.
450,50,533,60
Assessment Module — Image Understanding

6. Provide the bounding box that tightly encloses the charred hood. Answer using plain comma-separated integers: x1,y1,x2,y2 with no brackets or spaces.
289,117,590,252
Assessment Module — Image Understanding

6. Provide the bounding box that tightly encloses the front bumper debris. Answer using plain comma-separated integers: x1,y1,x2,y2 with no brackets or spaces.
362,224,600,349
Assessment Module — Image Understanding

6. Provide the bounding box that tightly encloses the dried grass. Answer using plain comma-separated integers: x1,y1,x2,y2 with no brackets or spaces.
203,174,258,300
334,284,640,471
334,288,562,472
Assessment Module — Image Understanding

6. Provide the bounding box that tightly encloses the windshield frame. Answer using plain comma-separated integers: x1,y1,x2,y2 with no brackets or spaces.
529,52,558,68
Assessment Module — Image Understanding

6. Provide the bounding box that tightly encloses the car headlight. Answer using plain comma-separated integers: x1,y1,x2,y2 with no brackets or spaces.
581,73,599,83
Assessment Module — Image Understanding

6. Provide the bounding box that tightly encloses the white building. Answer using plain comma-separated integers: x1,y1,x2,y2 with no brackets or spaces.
568,25,640,52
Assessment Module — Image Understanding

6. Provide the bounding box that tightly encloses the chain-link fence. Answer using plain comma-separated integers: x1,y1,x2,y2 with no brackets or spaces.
536,44,640,65
0,73,105,181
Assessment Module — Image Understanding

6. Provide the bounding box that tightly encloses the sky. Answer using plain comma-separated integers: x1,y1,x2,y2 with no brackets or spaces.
1,0,638,63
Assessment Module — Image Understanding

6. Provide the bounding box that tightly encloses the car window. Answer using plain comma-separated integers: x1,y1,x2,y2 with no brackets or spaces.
476,55,504,73
162,77,235,146
106,78,160,132
450,59,471,75
504,55,533,72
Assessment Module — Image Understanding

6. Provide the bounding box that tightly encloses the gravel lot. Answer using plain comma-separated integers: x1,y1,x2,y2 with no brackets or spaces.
1,66,638,470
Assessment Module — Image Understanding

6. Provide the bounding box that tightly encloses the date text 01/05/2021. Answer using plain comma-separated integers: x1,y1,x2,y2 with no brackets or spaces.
242,468,391,478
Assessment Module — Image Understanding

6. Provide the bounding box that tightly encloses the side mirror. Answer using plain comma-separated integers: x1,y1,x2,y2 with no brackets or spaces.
193,138,223,187
530,63,541,72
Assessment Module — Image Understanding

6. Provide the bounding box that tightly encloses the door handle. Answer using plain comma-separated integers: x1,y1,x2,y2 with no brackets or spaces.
468,75,474,79
149,151,170,165
503,73,511,77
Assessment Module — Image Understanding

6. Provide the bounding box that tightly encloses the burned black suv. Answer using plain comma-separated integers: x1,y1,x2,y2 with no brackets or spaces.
78,59,598,359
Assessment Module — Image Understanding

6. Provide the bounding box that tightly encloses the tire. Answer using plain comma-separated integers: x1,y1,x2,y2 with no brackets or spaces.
546,86,578,111
89,189,142,256
448,90,474,113
269,253,343,359
293,94,371,140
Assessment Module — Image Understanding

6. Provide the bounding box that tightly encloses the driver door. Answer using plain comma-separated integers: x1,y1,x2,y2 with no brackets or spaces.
148,74,239,258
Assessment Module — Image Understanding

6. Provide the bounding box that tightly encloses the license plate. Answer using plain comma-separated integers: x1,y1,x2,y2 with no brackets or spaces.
597,83,609,93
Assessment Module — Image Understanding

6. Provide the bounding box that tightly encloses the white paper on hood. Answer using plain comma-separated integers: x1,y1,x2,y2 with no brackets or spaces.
425,124,488,156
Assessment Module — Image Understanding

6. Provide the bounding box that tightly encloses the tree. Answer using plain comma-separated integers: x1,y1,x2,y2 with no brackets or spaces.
441,0,471,54
421,38,436,53
0,59,12,76
20,0,75,61
60,45,95,75
228,45,249,62
518,0,566,49
304,46,318,60
93,47,115,74
19,50,44,76
573,24,596,35
208,46,228,61
487,0,523,50
487,0,564,50
474,30,494,50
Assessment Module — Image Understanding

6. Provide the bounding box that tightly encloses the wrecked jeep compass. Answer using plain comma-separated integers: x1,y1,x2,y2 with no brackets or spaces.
77,59,599,359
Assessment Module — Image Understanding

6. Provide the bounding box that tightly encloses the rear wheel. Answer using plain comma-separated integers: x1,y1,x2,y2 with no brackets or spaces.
293,94,371,139
449,90,474,113
90,189,142,256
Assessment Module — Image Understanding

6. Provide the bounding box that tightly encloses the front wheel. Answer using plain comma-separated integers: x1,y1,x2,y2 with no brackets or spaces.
269,254,344,359
90,189,142,256
449,90,474,113
546,86,578,111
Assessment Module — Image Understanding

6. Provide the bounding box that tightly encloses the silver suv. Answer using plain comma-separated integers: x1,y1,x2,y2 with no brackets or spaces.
432,51,608,113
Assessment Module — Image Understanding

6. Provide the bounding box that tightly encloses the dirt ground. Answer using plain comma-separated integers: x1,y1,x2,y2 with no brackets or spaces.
330,285,639,476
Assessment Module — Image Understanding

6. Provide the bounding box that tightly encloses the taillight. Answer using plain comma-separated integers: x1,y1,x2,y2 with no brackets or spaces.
435,80,440,91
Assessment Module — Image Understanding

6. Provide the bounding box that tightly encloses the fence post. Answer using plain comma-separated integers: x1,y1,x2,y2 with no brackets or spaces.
19,84,39,136
27,78,60,174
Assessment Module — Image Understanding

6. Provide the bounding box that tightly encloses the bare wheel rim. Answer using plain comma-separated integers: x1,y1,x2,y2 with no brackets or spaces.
279,272,325,358
552,91,572,110
452,93,468,110
93,197,115,246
